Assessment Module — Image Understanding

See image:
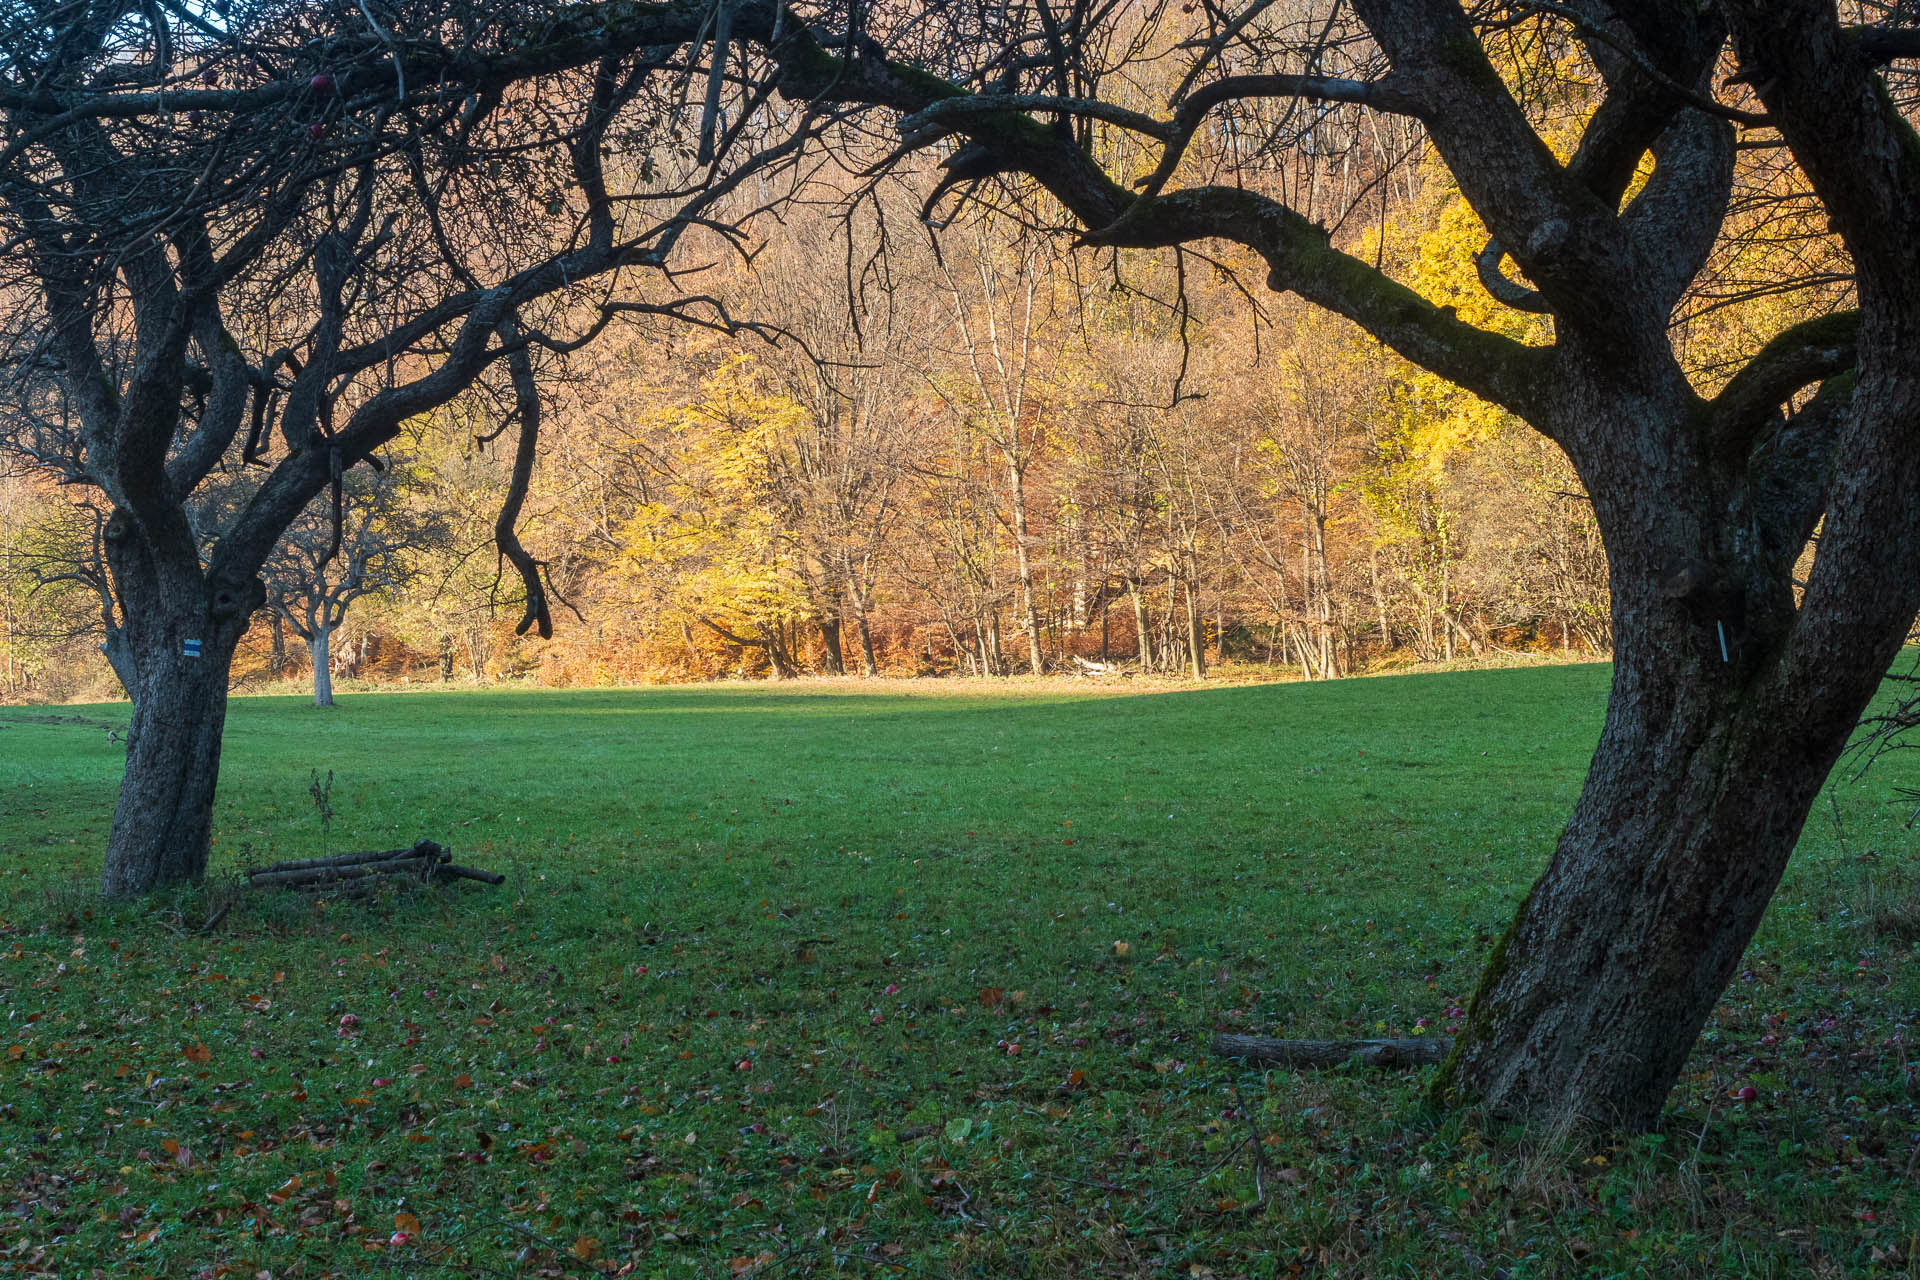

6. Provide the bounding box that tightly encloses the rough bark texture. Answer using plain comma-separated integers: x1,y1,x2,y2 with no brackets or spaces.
99,510,262,898
1419,0,1920,1130
103,652,233,897
1433,378,1920,1126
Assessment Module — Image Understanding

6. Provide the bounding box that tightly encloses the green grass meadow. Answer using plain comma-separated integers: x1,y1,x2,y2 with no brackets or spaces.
1,667,1916,1278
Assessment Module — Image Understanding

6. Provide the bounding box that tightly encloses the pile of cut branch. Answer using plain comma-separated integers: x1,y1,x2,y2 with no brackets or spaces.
246,840,504,896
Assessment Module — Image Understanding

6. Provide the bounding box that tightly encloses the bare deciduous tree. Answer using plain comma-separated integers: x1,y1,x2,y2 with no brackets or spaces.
0,0,815,896
260,451,447,707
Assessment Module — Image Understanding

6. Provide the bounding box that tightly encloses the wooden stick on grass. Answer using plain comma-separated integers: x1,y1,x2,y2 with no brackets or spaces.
1212,1033,1453,1068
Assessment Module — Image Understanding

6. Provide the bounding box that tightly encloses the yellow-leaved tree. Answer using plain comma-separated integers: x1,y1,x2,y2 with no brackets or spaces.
1360,161,1569,658
619,356,816,678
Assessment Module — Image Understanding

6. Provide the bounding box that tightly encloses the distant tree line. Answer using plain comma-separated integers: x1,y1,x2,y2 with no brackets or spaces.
5,182,1612,699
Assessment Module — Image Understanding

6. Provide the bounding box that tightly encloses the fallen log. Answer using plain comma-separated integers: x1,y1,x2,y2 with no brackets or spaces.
250,840,447,876
245,840,502,892
1211,1033,1453,1068
438,863,506,886
247,857,440,888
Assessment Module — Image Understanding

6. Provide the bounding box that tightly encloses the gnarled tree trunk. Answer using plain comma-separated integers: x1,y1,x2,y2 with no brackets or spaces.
99,511,262,899
104,644,237,896
1439,677,1849,1126
1439,358,1920,1128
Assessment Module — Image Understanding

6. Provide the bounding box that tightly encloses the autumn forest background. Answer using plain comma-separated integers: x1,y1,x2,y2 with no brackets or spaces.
5,121,1646,701
0,11,1840,704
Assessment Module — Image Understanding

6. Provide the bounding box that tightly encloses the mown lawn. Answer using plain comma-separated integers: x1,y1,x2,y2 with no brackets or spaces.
1,667,1915,1278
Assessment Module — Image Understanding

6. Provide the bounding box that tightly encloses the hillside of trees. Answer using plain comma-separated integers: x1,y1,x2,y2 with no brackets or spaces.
1,187,1621,703
0,2,1843,706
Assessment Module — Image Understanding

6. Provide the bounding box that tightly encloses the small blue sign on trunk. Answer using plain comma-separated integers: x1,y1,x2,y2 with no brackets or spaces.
183,638,203,658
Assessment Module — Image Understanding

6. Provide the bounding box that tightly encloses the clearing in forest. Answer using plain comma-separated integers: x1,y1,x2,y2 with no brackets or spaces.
1,667,1914,1277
